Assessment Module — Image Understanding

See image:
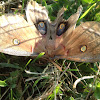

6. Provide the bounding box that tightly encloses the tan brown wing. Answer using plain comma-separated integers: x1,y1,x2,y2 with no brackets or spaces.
55,21,100,62
0,15,45,56
53,5,83,49
26,0,50,24
0,0,50,56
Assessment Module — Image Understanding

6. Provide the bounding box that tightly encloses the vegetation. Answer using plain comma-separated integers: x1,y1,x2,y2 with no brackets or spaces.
0,0,100,100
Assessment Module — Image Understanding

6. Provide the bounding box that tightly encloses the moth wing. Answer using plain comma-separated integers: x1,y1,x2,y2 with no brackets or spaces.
65,5,83,36
0,15,44,56
26,0,50,24
55,21,100,62
0,0,50,56
55,5,83,49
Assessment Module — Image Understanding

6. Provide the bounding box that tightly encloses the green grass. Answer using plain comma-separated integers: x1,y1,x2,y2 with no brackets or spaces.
0,0,100,100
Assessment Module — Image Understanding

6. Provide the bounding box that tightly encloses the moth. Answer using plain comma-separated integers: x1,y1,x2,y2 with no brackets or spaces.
0,0,100,62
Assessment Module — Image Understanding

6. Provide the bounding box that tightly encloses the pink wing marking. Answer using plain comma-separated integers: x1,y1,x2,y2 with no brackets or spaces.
35,43,38,48
31,46,33,53
61,44,66,50
65,50,69,56
60,44,69,56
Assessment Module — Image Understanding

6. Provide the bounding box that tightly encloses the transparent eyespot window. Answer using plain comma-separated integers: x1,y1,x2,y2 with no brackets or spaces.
13,39,20,45
60,24,65,29
57,23,66,36
81,45,87,52
37,22,47,35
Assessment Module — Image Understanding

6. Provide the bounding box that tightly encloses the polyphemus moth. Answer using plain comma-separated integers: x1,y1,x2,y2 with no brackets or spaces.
0,0,100,62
